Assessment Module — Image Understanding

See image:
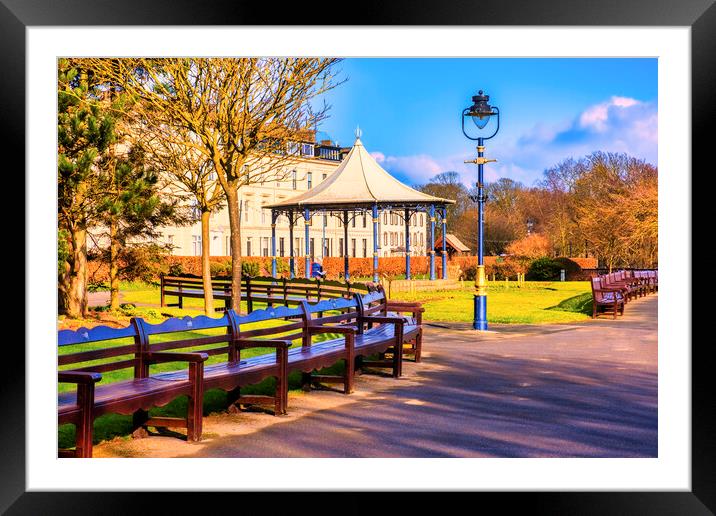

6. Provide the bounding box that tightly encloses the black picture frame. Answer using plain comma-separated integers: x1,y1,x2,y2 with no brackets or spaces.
4,0,711,513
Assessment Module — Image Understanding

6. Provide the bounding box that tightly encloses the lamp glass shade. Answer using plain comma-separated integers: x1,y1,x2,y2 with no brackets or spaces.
472,115,490,129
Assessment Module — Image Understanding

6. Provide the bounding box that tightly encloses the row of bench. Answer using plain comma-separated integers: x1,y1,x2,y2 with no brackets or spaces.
590,269,658,319
58,285,424,458
160,274,366,312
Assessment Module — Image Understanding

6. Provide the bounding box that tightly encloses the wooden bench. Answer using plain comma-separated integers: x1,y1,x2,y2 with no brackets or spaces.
59,292,426,457
139,309,292,419
590,276,626,319
159,274,368,313
160,274,233,310
361,283,424,363
58,322,208,458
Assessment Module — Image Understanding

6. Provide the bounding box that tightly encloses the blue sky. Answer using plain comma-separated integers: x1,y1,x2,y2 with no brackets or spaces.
316,58,657,187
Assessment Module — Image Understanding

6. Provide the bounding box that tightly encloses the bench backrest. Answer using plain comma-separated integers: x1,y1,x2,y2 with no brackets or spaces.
590,277,607,301
300,295,362,343
236,304,307,353
58,322,143,379
162,273,369,302
162,275,232,291
135,312,237,375
359,285,388,318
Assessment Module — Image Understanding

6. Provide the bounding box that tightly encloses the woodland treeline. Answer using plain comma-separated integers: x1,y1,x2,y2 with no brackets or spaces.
417,152,658,270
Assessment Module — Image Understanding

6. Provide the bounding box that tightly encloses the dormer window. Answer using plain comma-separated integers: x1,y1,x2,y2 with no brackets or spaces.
302,143,314,156
287,142,300,155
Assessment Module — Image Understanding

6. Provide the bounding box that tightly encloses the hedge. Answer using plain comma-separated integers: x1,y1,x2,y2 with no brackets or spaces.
86,254,598,285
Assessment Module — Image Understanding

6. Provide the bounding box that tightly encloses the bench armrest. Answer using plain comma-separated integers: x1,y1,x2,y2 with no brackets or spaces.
58,371,102,384
144,351,209,364
235,338,291,350
385,302,425,314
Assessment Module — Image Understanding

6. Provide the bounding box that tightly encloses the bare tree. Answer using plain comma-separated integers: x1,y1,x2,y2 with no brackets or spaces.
139,124,226,315
89,58,343,311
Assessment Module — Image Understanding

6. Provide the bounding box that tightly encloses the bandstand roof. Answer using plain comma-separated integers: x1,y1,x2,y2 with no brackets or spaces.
265,137,454,211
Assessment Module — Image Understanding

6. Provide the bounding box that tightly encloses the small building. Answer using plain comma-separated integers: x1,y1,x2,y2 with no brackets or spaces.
435,233,471,258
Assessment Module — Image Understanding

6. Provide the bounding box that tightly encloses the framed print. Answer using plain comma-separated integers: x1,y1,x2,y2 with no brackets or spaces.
4,0,713,512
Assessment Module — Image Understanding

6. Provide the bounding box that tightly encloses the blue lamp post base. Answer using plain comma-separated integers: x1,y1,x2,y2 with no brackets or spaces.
473,294,488,330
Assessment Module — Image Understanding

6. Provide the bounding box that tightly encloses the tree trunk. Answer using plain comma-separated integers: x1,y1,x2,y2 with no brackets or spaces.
201,209,215,315
226,187,242,313
58,226,88,318
109,218,120,311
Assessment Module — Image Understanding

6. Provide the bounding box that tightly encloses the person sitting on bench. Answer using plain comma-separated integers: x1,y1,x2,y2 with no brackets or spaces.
310,258,326,279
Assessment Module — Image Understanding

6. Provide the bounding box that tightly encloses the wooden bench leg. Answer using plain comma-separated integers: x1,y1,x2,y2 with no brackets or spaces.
414,330,423,363
354,355,363,376
274,374,287,416
186,362,204,442
392,347,400,378
301,372,313,392
227,386,241,407
344,357,354,394
75,382,95,458
132,409,149,438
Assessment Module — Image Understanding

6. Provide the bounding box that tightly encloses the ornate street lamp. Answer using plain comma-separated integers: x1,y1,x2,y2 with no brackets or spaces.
462,90,500,331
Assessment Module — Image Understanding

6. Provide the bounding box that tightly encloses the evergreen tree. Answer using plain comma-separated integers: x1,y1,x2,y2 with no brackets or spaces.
57,59,115,317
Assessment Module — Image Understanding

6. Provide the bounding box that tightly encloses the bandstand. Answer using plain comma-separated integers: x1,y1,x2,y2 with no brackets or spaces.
265,135,454,283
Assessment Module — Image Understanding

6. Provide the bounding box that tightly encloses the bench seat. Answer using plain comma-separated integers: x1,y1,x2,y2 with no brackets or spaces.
58,376,192,420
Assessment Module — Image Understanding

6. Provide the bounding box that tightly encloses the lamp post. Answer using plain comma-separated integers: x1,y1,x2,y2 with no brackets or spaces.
462,90,500,331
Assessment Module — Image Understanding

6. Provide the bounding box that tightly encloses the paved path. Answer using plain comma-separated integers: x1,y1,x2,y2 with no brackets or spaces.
175,294,658,458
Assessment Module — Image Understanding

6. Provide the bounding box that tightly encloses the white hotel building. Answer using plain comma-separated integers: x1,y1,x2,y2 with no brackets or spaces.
159,135,428,260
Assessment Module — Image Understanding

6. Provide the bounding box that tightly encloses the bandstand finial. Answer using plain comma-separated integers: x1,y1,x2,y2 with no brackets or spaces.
355,125,362,139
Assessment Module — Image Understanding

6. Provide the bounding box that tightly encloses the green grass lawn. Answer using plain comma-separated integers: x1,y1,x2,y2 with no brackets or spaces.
390,280,593,324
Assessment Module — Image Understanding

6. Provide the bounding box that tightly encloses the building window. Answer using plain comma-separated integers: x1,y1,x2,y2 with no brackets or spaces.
167,235,174,255
362,213,367,228
262,237,269,257
420,233,424,246
261,205,266,224
362,239,367,258
351,238,356,258
244,200,250,222
420,214,424,226
295,237,301,257
339,238,344,257
279,237,285,257
246,237,252,257
287,142,299,155
302,143,314,156
390,233,394,246
323,214,327,226
310,238,315,259
351,215,355,228
338,216,342,227
322,173,327,181
192,235,202,256
384,232,388,246
307,172,313,189
383,212,388,225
